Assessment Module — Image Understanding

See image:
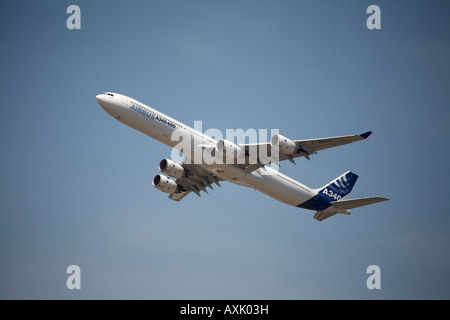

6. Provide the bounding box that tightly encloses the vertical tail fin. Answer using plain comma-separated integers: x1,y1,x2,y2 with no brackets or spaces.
318,171,358,201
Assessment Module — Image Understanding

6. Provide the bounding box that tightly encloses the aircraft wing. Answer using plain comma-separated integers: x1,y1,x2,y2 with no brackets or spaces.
293,131,372,153
240,131,372,172
168,163,224,201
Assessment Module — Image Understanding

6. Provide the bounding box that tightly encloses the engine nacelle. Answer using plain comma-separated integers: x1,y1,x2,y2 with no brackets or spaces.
152,174,178,194
215,139,244,159
270,134,297,154
159,159,184,179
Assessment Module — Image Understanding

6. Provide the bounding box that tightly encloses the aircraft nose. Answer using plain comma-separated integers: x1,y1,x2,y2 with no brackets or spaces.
96,94,112,111
96,94,106,105
97,93,120,119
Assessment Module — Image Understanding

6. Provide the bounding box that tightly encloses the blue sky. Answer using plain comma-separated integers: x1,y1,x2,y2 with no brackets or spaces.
0,0,449,299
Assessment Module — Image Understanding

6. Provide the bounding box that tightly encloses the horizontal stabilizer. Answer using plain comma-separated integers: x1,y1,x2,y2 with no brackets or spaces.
330,197,389,210
313,211,338,221
314,197,389,221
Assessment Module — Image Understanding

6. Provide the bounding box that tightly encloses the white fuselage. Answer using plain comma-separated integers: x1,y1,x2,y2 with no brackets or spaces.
96,92,317,207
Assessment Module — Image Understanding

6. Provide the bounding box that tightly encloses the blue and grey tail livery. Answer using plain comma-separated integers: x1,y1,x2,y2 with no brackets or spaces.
313,171,389,221
318,171,358,201
297,171,358,211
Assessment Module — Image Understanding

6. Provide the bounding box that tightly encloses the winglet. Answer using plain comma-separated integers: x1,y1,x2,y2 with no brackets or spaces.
360,131,372,139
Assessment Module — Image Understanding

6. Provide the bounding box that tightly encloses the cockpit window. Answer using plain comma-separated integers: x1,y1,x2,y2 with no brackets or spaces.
104,92,114,97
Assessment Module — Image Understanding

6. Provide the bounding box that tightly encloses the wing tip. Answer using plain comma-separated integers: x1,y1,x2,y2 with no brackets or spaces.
360,131,372,139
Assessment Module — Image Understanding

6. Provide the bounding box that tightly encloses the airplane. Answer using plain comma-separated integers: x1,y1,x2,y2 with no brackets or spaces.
96,92,388,221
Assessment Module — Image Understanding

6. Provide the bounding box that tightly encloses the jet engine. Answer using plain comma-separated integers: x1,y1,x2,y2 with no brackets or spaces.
270,134,297,154
215,139,244,160
159,159,184,179
152,174,178,194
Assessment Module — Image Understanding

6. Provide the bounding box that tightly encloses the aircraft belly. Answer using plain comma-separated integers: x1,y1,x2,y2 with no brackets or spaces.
206,165,311,206
205,164,255,188
250,169,312,207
